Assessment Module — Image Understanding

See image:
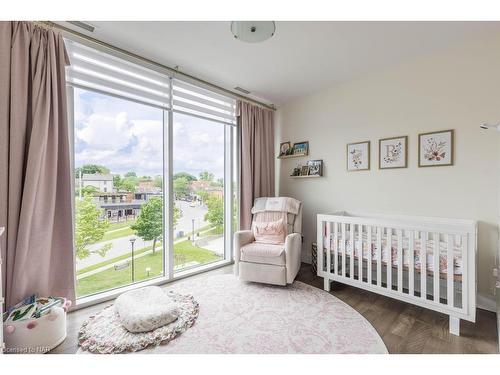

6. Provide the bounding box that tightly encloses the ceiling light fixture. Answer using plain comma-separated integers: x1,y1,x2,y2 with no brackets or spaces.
230,21,276,43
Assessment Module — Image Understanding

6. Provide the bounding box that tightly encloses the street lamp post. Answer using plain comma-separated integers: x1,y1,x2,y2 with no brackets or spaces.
191,218,195,245
130,237,136,283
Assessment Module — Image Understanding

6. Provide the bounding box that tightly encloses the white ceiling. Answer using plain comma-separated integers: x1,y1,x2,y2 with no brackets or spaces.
61,21,500,106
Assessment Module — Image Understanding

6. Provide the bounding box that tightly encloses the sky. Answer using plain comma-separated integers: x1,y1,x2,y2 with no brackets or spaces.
74,88,226,179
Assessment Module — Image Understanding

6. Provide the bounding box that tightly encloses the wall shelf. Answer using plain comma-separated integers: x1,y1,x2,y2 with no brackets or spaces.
277,153,308,159
290,175,322,179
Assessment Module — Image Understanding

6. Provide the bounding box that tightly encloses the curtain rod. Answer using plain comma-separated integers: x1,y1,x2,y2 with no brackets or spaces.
38,21,276,111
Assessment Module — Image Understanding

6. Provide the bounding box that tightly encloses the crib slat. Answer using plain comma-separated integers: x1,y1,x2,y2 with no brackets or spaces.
421,232,427,300
350,224,354,279
447,234,454,307
461,235,467,311
433,232,440,303
333,222,338,275
409,230,415,296
358,224,363,283
387,229,392,291
397,230,403,293
326,222,331,275
377,227,382,286
341,223,346,277
367,225,372,285
318,220,324,274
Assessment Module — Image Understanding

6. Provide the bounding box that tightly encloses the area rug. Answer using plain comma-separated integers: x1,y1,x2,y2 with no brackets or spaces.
78,274,387,354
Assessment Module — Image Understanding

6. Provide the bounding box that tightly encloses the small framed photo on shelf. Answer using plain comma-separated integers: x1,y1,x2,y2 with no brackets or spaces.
418,129,454,167
291,165,302,176
300,165,310,176
278,141,292,157
347,141,370,171
292,141,309,156
307,160,323,176
379,136,408,169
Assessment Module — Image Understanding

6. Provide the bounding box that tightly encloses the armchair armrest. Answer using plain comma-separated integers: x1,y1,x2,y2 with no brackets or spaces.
284,232,302,283
233,230,254,276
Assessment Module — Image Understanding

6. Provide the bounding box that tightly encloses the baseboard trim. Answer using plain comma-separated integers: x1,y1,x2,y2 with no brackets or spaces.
477,293,496,313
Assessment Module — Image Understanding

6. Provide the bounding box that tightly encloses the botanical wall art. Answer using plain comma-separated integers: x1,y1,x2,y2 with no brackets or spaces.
379,136,408,169
418,129,454,167
347,141,370,171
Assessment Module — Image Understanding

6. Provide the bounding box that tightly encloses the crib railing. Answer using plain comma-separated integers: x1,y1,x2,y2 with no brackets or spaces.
317,213,477,335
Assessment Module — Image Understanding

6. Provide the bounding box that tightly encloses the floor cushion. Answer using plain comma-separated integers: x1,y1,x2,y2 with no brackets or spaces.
114,286,180,333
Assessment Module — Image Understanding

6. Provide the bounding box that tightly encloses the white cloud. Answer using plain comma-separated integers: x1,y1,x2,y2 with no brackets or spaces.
74,88,228,179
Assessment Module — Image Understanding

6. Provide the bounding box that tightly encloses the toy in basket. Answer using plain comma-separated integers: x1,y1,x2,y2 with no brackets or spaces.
3,295,72,354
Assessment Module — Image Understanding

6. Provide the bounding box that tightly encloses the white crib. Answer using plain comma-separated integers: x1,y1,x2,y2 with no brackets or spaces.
317,212,477,336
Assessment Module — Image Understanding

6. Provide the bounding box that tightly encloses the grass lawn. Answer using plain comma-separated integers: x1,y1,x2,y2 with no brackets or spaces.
76,240,222,297
76,242,160,276
99,226,136,242
107,219,136,232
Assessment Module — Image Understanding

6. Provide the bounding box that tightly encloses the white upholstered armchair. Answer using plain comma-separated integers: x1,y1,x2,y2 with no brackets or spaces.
234,197,302,286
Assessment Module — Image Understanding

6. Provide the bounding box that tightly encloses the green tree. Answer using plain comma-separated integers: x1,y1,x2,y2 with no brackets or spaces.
153,175,163,189
204,194,224,232
75,164,110,177
77,185,99,197
124,171,137,178
174,172,197,182
173,177,190,199
113,174,123,190
214,178,224,187
131,197,180,253
199,171,214,182
75,195,111,260
121,178,137,192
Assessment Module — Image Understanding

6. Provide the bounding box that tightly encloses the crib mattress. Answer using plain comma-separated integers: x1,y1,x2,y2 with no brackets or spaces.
323,232,463,275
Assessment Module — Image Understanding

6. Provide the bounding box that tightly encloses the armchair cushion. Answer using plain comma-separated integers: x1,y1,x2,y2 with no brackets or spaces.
240,242,286,266
252,218,286,244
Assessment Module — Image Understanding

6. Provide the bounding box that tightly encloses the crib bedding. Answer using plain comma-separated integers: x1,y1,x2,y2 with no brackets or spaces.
323,232,463,275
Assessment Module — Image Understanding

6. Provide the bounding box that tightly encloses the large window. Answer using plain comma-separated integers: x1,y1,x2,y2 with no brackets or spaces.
66,39,237,301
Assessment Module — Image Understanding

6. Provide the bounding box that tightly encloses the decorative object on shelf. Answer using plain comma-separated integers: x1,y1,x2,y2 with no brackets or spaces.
311,242,318,274
291,165,302,176
418,129,454,167
300,165,310,176
307,160,323,176
278,141,293,157
292,141,309,156
379,136,408,169
347,141,370,171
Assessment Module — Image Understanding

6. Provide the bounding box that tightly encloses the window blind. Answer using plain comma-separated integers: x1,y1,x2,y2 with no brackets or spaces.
65,39,171,110
172,79,236,125
65,39,237,125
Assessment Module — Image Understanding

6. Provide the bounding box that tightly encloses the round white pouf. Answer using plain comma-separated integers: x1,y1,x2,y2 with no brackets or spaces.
114,286,180,333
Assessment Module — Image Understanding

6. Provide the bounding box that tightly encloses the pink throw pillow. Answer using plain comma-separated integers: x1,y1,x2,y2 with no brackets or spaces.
252,218,286,244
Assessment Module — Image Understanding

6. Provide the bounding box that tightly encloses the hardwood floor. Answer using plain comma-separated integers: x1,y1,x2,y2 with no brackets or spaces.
295,264,499,354
51,263,498,354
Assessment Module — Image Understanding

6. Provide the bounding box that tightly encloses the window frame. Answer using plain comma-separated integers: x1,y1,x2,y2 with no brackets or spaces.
66,40,237,309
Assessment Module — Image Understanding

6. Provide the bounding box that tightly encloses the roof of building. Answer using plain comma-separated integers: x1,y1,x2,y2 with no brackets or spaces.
81,173,113,181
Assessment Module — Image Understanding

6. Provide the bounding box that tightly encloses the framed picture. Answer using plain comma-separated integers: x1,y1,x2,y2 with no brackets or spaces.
300,165,310,176
292,141,309,156
347,141,370,171
418,129,454,167
379,136,408,169
278,141,292,157
307,160,323,176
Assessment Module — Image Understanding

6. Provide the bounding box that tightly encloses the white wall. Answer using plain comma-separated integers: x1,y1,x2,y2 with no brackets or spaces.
276,33,500,304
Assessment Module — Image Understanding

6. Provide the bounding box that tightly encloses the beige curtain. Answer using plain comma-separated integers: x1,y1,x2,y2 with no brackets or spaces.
237,101,275,230
0,22,75,306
